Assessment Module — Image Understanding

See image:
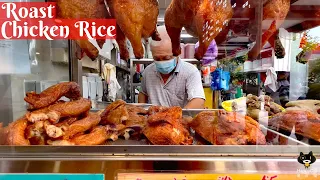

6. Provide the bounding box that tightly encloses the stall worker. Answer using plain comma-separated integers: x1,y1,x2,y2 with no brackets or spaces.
138,26,205,109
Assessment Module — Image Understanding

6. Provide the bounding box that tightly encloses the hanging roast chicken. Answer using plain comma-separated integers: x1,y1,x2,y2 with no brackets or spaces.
53,0,111,60
106,0,161,60
165,0,233,60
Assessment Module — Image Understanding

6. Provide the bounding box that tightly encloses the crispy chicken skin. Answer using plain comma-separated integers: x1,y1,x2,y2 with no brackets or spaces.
125,105,148,127
26,98,91,123
71,126,110,145
100,100,129,125
148,106,169,115
190,111,266,145
269,110,320,142
165,0,233,60
63,113,101,139
6,117,30,145
55,0,110,60
24,82,81,110
0,123,10,145
143,107,193,145
106,0,161,60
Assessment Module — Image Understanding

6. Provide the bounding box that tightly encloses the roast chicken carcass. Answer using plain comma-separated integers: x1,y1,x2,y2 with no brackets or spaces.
24,82,81,110
268,110,320,143
26,98,91,123
106,0,161,60
190,111,266,145
143,107,193,145
165,0,233,60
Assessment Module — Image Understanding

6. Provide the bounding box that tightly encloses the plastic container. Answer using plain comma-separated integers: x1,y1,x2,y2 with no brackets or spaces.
184,43,195,59
180,43,185,59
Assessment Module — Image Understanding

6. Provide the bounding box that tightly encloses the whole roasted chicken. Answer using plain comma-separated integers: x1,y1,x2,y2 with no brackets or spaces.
143,106,193,145
165,0,233,60
190,111,266,145
54,0,110,60
106,0,161,60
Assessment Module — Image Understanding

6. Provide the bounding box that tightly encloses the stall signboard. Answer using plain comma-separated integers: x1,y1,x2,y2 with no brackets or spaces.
117,173,318,180
0,174,104,180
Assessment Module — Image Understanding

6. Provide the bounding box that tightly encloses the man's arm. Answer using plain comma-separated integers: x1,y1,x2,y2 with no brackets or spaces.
184,70,206,109
184,98,205,109
138,92,148,103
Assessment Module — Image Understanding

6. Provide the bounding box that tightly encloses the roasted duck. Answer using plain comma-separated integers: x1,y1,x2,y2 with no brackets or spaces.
26,98,91,123
268,110,320,143
54,0,110,60
190,111,266,145
106,0,161,60
24,82,81,110
165,0,233,60
143,107,193,145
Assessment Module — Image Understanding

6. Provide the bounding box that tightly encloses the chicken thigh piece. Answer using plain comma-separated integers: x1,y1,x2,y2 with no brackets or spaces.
100,100,129,125
165,0,233,60
143,107,193,145
106,0,161,60
190,111,266,145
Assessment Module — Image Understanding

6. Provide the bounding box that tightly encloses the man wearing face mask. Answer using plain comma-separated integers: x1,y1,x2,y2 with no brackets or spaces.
138,26,205,109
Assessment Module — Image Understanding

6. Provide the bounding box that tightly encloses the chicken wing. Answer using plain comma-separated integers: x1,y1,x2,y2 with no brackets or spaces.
63,113,101,139
165,0,233,60
190,111,266,145
6,117,30,145
106,0,161,60
71,126,110,145
143,107,193,145
100,100,129,125
24,82,81,110
26,98,91,123
55,0,110,60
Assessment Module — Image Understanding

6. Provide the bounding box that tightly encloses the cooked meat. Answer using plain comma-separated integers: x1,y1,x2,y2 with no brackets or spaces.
143,107,193,145
55,0,110,60
100,100,129,125
26,98,91,123
24,82,81,110
71,126,110,145
285,100,320,114
125,105,148,128
106,0,161,60
63,113,101,139
165,0,233,60
269,110,320,142
25,121,47,145
148,106,169,115
6,117,30,145
0,123,10,145
190,111,266,145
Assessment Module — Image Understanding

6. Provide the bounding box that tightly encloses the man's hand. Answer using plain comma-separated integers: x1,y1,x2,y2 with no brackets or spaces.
138,92,148,103
184,98,205,109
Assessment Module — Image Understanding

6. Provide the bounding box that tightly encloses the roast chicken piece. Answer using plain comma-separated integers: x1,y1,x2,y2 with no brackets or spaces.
143,107,193,145
125,105,148,128
165,0,233,60
63,113,101,139
148,106,169,115
106,0,161,60
71,126,111,145
0,123,10,145
100,100,129,125
6,117,30,145
54,0,110,60
190,111,266,145
25,121,48,145
285,100,320,114
26,98,91,123
24,82,81,110
268,110,320,143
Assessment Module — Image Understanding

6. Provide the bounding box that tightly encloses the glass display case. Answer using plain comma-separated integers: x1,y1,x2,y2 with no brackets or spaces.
1,0,320,180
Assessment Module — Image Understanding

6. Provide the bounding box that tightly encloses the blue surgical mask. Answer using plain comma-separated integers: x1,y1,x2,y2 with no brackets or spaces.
154,58,177,74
